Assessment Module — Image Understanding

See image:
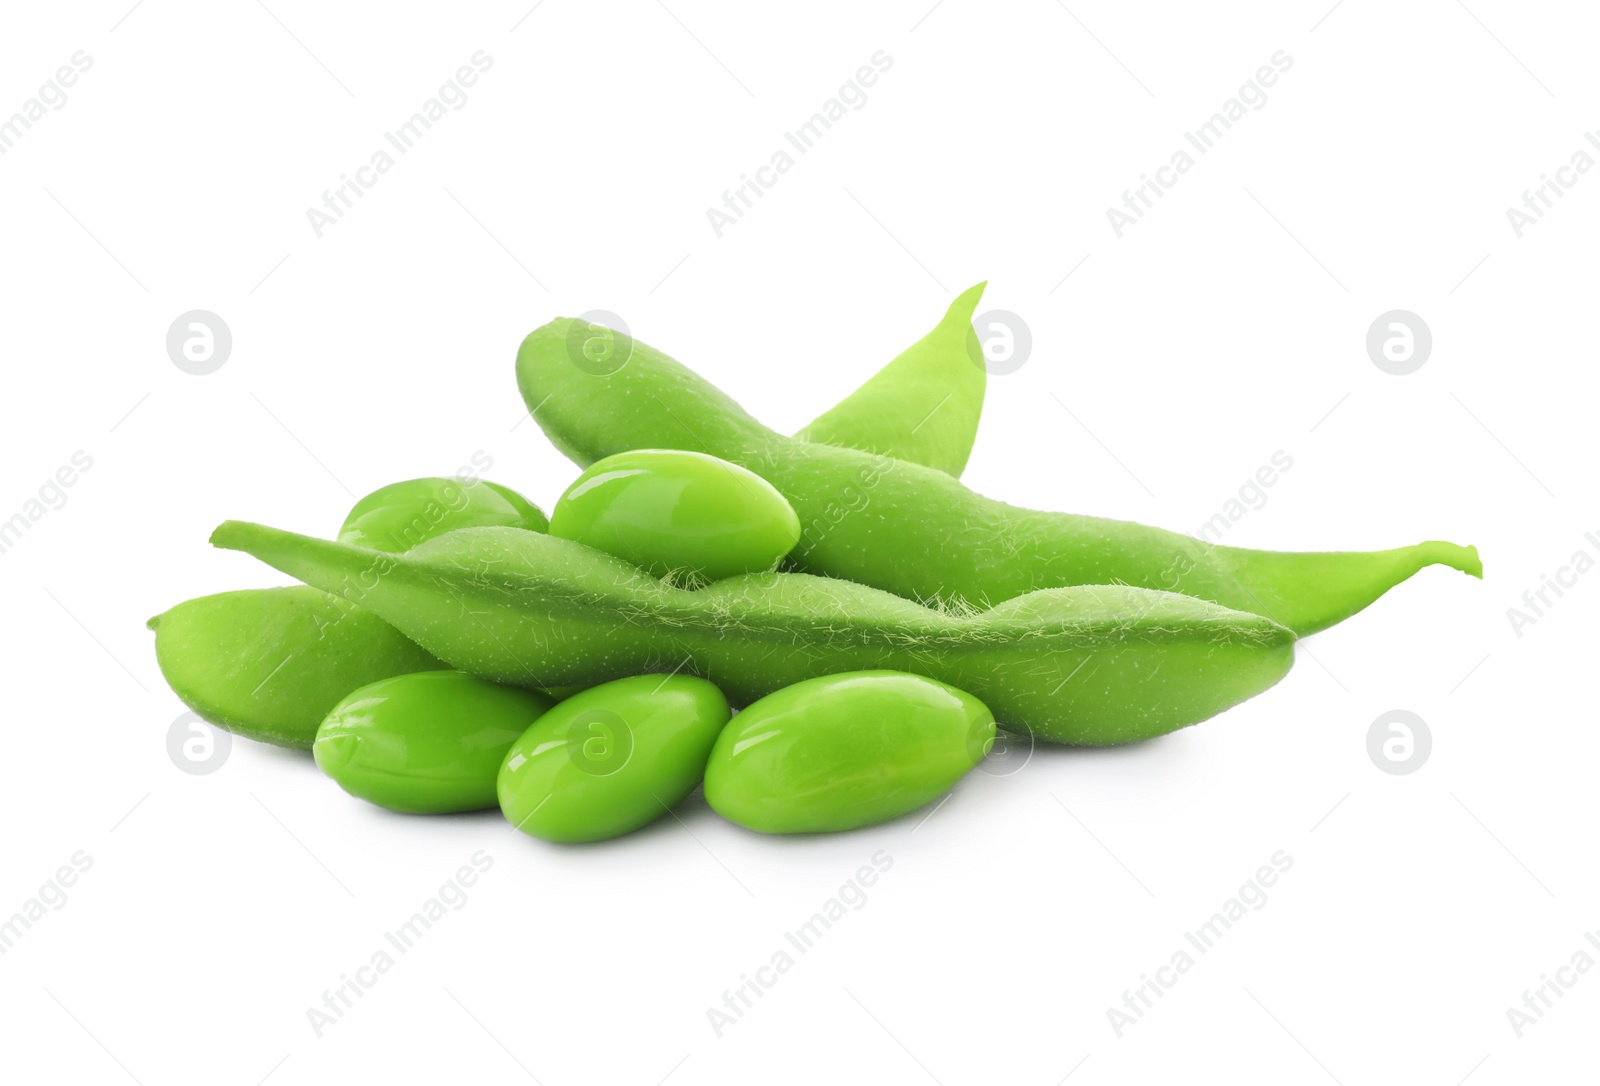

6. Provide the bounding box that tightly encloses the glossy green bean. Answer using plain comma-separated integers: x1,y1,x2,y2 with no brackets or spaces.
549,449,800,582
340,477,548,551
212,520,1295,746
705,671,995,833
499,675,730,843
316,670,553,813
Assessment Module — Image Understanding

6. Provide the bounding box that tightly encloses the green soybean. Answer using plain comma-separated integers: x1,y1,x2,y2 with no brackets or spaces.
516,321,1481,636
148,587,448,749
212,520,1295,746
796,282,988,477
315,671,553,813
340,476,548,551
549,449,800,582
498,675,730,843
705,671,996,834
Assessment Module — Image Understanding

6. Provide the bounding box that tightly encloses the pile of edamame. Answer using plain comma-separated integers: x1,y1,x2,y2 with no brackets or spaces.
151,286,1480,841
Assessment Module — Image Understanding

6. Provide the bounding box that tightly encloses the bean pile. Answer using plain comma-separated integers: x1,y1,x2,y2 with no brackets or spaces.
151,286,1480,839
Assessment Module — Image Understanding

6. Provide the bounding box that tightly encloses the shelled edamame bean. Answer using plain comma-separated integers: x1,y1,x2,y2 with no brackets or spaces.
705,671,995,833
549,449,800,583
498,675,730,842
315,670,554,814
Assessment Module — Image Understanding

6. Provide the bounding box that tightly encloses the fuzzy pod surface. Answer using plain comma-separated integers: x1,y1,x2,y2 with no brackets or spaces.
212,521,1295,746
516,320,1481,636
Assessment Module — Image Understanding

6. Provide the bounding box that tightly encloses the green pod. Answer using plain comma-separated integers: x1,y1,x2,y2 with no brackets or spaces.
796,282,988,477
498,675,731,843
340,476,547,551
549,449,800,582
212,521,1295,746
149,479,547,749
148,586,448,749
517,321,1480,636
315,670,553,814
705,671,996,834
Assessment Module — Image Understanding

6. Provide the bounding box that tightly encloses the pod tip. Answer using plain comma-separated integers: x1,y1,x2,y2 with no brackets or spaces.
950,281,988,314
1424,540,1482,579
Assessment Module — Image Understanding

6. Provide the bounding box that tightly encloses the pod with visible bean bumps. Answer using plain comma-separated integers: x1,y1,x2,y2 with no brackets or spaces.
149,311,983,748
518,318,1481,636
705,671,995,833
339,477,547,552
315,671,553,814
213,521,1295,746
498,674,730,843
549,449,800,583
148,586,448,749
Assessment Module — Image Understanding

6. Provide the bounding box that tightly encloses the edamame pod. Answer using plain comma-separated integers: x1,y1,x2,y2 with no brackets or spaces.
149,479,549,749
549,449,800,582
212,521,1295,746
316,671,553,813
516,321,1481,636
148,587,448,749
796,282,988,477
164,290,978,748
498,675,730,843
705,671,995,834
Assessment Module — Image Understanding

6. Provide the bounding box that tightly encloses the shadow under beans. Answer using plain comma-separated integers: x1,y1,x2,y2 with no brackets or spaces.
237,738,315,767
232,722,1205,850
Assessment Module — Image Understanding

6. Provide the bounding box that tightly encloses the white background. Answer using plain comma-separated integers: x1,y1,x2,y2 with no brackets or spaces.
0,1,1593,1082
